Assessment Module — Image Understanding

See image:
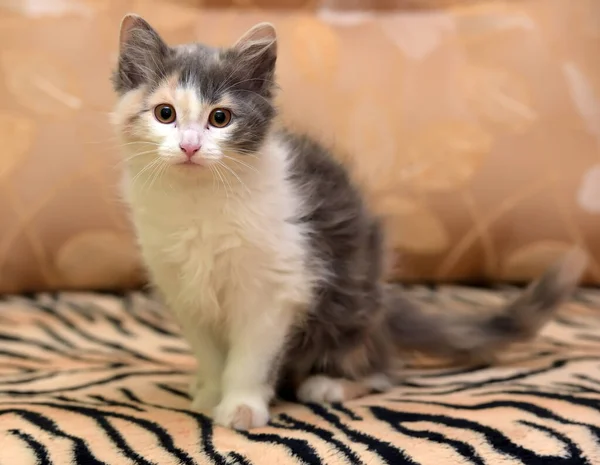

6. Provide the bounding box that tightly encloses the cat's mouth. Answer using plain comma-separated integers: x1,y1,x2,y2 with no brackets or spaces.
175,159,205,168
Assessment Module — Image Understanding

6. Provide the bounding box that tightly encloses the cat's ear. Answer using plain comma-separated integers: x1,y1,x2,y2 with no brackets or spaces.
232,23,277,82
113,14,170,93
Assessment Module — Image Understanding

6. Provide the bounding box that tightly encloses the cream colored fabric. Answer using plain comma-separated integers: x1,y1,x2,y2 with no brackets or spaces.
0,0,599,293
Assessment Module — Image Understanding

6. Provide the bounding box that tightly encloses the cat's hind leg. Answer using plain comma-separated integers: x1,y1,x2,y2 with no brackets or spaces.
296,373,392,403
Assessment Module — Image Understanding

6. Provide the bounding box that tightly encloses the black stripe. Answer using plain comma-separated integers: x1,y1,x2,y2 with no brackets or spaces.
488,391,600,425
391,397,600,436
9,429,52,465
0,369,186,395
329,402,362,421
0,348,48,362
576,374,600,386
371,407,590,464
116,391,317,465
35,321,77,348
156,383,190,399
28,303,162,363
67,301,133,336
274,412,364,465
123,292,167,319
411,364,490,379
88,395,146,412
520,421,589,464
0,332,105,363
118,391,237,465
2,409,107,465
238,429,324,465
82,410,158,465
0,365,126,386
396,357,600,396
226,451,252,465
160,346,191,354
105,314,134,336
198,414,234,465
2,402,196,465
305,404,418,465
120,388,143,403
122,295,179,337
64,302,96,322
51,395,125,407
369,408,485,465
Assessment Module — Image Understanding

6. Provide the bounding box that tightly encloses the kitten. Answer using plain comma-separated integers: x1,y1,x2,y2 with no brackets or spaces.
111,14,587,430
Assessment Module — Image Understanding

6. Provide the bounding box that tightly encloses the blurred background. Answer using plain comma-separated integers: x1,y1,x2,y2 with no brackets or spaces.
0,0,599,293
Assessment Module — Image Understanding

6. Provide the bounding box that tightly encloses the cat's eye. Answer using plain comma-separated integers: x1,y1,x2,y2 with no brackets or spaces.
154,104,176,124
208,108,232,128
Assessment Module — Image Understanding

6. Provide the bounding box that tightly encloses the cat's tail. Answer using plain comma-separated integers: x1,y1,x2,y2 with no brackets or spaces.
383,248,588,362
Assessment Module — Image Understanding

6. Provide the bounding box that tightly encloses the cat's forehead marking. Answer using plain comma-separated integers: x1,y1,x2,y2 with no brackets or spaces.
174,86,203,122
165,73,180,91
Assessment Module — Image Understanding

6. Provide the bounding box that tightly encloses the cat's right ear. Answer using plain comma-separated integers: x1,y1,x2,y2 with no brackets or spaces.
232,23,277,84
112,14,170,94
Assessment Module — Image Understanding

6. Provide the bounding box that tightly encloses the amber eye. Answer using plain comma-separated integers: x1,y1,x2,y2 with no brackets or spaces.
208,108,232,128
154,104,176,124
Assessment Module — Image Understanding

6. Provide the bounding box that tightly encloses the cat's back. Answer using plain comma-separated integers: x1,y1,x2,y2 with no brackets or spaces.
280,130,354,192
279,129,374,241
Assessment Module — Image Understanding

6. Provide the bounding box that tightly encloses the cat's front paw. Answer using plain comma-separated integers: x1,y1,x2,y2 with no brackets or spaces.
190,384,221,416
213,393,270,430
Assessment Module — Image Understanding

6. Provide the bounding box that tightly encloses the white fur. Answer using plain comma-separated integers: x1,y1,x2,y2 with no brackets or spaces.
297,375,345,403
121,126,314,428
365,373,393,392
297,373,391,404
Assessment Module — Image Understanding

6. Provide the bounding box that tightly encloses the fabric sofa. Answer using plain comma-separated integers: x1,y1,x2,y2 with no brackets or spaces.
0,0,599,463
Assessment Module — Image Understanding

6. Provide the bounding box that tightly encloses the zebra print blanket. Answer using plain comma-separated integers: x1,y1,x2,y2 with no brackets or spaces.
1,287,599,464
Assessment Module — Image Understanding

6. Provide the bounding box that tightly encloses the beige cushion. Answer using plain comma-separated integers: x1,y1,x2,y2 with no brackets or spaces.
0,0,598,293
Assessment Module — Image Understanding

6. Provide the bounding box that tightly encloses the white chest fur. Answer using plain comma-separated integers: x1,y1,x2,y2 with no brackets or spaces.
123,141,313,324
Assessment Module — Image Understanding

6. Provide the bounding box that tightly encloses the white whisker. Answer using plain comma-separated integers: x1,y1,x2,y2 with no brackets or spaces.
114,149,161,169
218,161,236,194
131,158,161,189
218,160,250,195
223,155,258,173
212,163,229,199
208,165,218,193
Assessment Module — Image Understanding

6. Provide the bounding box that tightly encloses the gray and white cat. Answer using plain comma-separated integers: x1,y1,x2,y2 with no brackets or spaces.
111,14,587,430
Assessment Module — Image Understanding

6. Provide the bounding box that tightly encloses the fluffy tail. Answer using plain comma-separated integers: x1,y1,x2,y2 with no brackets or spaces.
384,248,588,362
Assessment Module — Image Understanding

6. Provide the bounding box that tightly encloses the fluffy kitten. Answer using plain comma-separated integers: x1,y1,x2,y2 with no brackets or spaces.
111,14,587,430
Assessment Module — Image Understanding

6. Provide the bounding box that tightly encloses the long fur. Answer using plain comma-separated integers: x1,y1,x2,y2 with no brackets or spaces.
111,15,588,430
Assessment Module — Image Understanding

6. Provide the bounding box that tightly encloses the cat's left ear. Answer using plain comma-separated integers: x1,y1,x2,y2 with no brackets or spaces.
233,23,277,81
112,14,170,94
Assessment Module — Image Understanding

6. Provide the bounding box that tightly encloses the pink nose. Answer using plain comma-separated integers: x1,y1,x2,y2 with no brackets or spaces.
179,142,201,158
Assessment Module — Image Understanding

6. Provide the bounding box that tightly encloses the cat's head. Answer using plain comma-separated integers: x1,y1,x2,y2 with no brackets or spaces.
111,14,277,174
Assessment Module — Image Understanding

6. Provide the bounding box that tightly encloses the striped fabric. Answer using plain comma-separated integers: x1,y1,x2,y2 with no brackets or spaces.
1,287,599,464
